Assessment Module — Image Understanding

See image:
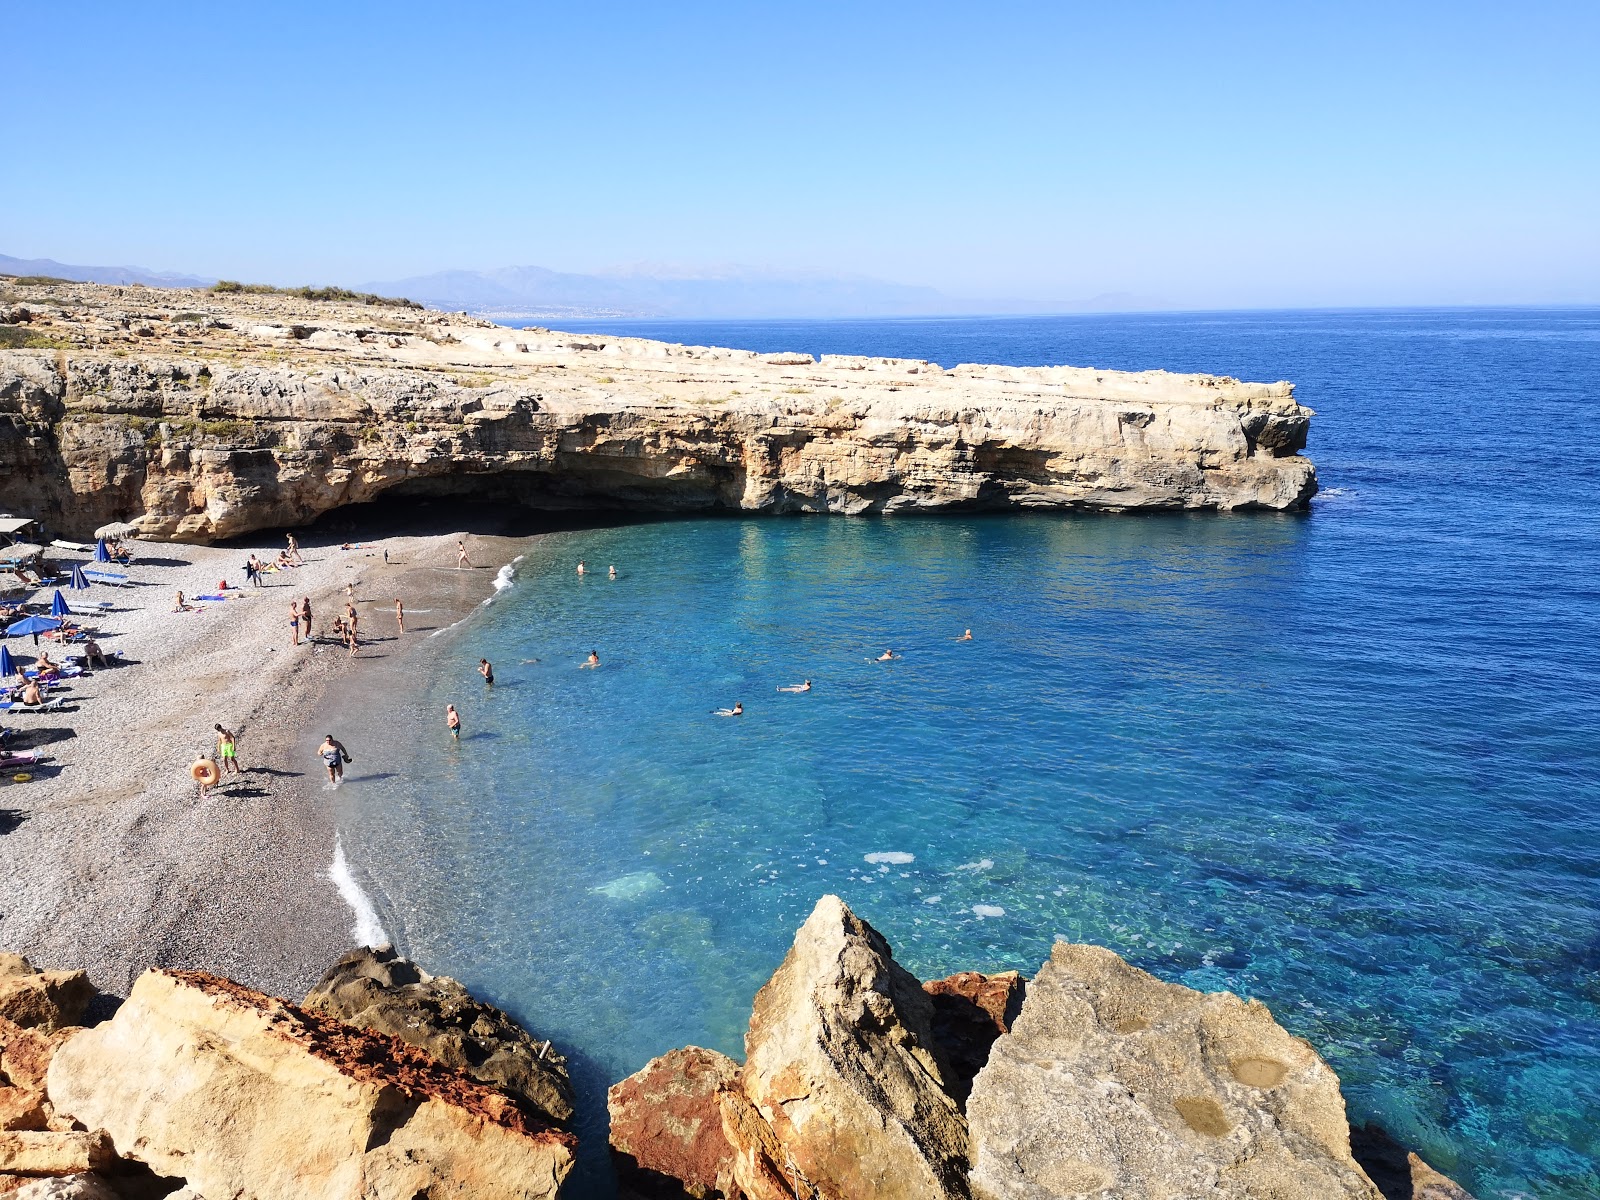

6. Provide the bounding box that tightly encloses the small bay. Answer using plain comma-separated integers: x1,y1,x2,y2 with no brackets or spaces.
330,308,1600,1199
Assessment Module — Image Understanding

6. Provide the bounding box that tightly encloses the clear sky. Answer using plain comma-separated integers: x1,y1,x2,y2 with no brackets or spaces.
5,1,1597,309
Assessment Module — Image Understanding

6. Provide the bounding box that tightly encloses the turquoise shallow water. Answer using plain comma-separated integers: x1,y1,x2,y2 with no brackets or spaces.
333,309,1600,1199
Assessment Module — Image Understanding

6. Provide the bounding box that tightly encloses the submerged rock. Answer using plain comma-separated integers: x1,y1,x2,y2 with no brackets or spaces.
303,946,574,1126
966,941,1383,1200
46,969,575,1200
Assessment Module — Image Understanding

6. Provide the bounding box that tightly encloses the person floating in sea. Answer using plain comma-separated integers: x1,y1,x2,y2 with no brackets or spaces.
957,629,973,641
213,725,241,775
457,540,471,570
576,560,586,576
478,658,495,685
395,599,404,633
608,564,617,579
714,702,744,717
580,650,600,669
777,680,812,693
446,704,461,740
876,649,900,662
318,734,350,784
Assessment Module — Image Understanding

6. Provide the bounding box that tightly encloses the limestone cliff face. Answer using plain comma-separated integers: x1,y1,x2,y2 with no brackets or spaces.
0,283,1317,541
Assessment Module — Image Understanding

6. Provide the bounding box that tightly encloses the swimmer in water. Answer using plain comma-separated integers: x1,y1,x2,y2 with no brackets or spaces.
478,658,494,685
446,704,461,740
576,560,586,576
956,629,973,641
608,564,617,579
580,650,600,669
714,702,744,717
777,680,812,693
876,649,899,662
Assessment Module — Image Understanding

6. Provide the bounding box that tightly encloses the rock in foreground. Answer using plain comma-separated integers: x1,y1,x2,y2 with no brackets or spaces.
46,969,575,1200
611,896,1476,1200
304,946,574,1126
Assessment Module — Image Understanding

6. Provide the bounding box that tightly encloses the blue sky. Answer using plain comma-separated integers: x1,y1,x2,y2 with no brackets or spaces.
4,1,1597,309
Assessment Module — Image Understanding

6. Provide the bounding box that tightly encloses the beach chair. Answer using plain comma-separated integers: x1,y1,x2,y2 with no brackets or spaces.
0,698,66,714
80,569,129,586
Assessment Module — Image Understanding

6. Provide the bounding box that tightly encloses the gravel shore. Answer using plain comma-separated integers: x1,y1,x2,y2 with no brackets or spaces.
0,526,527,1001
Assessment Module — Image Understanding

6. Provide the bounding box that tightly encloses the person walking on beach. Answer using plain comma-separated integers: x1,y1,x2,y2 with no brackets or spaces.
214,725,241,775
446,704,461,740
287,533,303,565
478,658,494,685
395,599,405,633
192,754,219,801
457,541,471,570
318,734,350,783
290,599,302,646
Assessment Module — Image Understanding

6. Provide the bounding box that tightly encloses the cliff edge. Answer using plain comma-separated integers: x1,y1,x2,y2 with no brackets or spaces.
0,281,1316,541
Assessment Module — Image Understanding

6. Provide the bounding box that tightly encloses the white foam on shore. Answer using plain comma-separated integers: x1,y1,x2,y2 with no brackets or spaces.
864,851,914,865
329,836,388,947
482,562,517,606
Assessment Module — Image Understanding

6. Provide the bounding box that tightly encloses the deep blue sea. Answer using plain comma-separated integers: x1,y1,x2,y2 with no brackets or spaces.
333,309,1600,1199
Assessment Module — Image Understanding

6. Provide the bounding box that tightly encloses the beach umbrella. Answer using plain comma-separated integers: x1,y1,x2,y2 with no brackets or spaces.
69,565,89,590
5,615,61,647
94,540,110,563
49,591,71,618
0,645,14,679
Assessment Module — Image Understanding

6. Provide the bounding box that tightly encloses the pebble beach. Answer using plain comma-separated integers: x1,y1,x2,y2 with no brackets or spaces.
0,525,534,1001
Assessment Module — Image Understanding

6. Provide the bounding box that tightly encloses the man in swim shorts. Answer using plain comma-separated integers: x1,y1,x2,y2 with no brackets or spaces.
214,724,241,775
446,704,461,740
478,658,494,685
319,734,350,783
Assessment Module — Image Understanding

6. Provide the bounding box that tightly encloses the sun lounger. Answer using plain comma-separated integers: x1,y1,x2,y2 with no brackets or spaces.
0,699,66,713
80,569,129,585
50,539,94,553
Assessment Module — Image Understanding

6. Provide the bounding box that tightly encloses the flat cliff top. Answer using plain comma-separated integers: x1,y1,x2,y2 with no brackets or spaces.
0,278,1302,419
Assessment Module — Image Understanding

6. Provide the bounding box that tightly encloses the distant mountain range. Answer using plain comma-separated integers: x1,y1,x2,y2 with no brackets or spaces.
0,253,213,290
356,265,961,320
3,251,1167,319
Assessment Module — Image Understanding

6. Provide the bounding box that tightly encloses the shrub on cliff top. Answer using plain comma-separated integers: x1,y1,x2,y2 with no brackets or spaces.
211,280,420,309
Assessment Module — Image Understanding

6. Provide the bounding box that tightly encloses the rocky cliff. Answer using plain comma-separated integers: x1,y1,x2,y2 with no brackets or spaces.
0,281,1316,541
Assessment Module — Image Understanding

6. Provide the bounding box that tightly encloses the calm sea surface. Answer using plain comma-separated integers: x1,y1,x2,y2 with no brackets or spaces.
332,309,1600,1199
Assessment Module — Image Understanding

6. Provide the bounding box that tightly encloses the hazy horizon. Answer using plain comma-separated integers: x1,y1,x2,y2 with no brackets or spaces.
6,3,1596,313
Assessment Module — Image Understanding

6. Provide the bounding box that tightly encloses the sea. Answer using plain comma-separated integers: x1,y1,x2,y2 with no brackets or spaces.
326,308,1600,1199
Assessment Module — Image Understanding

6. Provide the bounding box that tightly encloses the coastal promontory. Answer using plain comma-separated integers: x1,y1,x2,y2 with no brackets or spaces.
0,281,1316,541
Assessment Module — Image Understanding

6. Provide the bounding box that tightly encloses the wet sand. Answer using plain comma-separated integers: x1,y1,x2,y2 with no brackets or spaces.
0,523,539,1001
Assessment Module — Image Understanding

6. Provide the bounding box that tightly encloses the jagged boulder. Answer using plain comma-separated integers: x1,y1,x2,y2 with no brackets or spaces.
46,969,575,1200
0,1018,78,1135
608,1046,741,1199
967,941,1384,1200
738,894,969,1200
922,971,1025,1105
0,959,92,1034
304,947,574,1125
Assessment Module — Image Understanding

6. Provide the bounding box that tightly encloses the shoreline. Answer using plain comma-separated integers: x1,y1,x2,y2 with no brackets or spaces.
0,523,536,1002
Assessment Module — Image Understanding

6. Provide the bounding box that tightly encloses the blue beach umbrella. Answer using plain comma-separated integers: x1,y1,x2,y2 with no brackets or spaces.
49,591,71,618
0,645,15,679
69,565,89,590
5,615,62,646
94,540,110,563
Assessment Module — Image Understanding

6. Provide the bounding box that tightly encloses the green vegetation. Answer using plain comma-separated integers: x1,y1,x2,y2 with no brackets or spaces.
0,326,69,350
6,275,74,286
211,280,421,309
172,311,207,322
783,386,812,395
